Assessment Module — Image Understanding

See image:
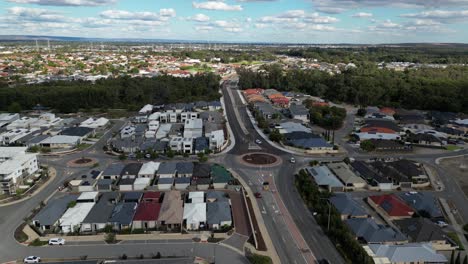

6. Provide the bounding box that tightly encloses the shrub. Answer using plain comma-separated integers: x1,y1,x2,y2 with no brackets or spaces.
105,233,116,244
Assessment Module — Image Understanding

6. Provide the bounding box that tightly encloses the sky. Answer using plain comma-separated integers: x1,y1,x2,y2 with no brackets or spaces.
0,0,467,44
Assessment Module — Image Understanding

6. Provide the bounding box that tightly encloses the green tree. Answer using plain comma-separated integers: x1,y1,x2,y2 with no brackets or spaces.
7,102,22,113
269,129,283,142
360,140,376,152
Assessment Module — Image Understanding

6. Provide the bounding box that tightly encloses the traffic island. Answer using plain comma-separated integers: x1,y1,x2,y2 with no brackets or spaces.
239,153,282,168
67,157,98,167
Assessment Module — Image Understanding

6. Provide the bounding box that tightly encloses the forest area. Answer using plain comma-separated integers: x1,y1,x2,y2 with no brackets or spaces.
237,64,468,113
0,73,221,113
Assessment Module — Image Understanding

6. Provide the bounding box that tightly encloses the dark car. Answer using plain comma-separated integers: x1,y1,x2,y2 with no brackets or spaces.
317,259,330,264
254,192,262,198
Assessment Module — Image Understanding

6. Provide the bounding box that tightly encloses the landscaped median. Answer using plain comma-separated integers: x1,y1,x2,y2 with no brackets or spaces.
295,169,374,264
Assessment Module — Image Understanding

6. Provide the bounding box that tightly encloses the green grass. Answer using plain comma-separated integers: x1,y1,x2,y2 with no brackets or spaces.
29,238,48,247
447,232,465,250
446,145,462,151
76,143,92,151
247,254,272,264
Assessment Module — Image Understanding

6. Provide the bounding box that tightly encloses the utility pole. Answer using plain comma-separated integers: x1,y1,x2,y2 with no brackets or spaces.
319,198,331,231
35,39,39,52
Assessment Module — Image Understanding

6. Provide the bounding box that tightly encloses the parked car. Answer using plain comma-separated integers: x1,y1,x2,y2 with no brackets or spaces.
290,157,296,163
48,237,65,245
255,139,262,144
254,192,262,198
24,256,41,263
317,259,330,264
436,221,448,228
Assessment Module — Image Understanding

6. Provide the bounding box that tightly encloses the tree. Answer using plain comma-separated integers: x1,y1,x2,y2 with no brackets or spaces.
8,102,22,113
360,140,376,152
118,154,127,160
269,129,283,142
357,108,367,117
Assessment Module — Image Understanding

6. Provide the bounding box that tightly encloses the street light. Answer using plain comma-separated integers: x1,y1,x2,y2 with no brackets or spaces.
319,197,331,231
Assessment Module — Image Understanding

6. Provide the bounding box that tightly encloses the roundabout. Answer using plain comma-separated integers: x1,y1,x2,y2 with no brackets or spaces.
67,157,98,167
238,152,282,167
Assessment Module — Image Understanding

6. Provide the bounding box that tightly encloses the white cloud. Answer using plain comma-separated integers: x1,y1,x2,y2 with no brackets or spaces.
352,12,373,18
210,20,243,32
258,10,339,25
7,6,67,22
6,0,116,6
100,9,175,21
190,13,210,22
195,25,214,31
193,1,243,11
401,10,468,22
311,0,468,14
304,12,339,23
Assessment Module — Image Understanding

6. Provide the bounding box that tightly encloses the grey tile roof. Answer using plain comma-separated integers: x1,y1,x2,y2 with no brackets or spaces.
193,163,211,178
33,194,78,226
122,192,142,202
206,191,229,203
102,163,125,177
60,127,94,137
289,103,309,116
158,178,174,184
345,218,407,243
82,192,119,224
158,162,177,175
398,192,443,219
329,193,367,217
306,166,344,189
122,163,143,176
394,218,446,243
368,243,447,263
175,177,191,184
109,202,138,225
176,162,194,175
207,201,232,225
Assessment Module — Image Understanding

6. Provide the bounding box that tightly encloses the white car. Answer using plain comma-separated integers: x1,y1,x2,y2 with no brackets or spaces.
24,256,41,263
290,157,296,163
436,221,448,228
48,237,65,245
255,139,262,144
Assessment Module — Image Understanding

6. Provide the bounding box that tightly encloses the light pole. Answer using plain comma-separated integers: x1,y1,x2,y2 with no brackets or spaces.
319,197,331,231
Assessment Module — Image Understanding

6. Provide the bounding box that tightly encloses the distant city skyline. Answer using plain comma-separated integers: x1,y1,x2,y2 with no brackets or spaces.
0,0,467,44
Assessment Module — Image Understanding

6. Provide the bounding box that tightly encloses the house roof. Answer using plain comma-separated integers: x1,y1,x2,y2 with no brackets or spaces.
102,163,125,176
119,178,135,185
327,162,366,186
158,178,174,184
345,218,407,243
176,162,194,174
394,218,446,243
133,202,162,221
109,202,137,225
122,192,143,202
193,163,211,178
33,194,78,226
60,126,94,137
40,135,80,145
367,243,447,263
143,192,161,200
369,194,415,217
60,202,95,228
363,120,401,132
398,192,443,219
83,192,119,224
189,191,205,203
211,165,231,183
280,122,311,134
158,162,177,175
183,203,207,223
329,193,367,217
158,191,183,224
306,166,344,189
194,137,209,151
289,103,309,116
122,163,143,176
196,177,211,185
138,162,160,176
206,191,229,203
207,201,232,225
350,161,392,184
77,191,98,201
175,177,191,184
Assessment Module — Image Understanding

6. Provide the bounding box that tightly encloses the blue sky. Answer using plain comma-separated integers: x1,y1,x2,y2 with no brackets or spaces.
0,0,467,43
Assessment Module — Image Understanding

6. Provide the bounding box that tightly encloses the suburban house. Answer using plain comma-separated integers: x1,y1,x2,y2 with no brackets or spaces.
183,202,207,230
398,192,444,220
284,132,333,153
289,104,310,123
350,161,393,191
59,202,95,233
122,192,143,203
364,243,447,264
109,202,138,231
206,201,232,230
211,165,232,189
39,135,81,149
327,162,367,190
209,130,225,151
184,119,203,138
329,193,368,220
306,166,344,192
157,162,177,178
137,162,160,178
32,194,78,231
132,201,162,230
368,194,415,220
81,192,119,233
158,191,183,231
395,218,456,251
176,162,194,177
121,163,143,179
0,147,39,194
157,178,174,190
60,127,94,140
100,163,125,180
345,218,408,244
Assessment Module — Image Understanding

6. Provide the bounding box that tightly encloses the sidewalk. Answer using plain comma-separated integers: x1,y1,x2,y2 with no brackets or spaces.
39,233,228,242
439,198,468,251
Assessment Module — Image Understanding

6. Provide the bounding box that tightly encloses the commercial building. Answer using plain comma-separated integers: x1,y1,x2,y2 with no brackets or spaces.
0,147,39,194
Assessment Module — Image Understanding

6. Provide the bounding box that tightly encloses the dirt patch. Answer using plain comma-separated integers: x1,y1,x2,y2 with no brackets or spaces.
67,157,98,167
240,153,281,167
439,156,468,197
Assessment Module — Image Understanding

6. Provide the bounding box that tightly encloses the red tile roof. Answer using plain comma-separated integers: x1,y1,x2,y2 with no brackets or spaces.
133,202,162,221
360,127,397,134
380,107,396,116
143,192,161,200
369,194,414,217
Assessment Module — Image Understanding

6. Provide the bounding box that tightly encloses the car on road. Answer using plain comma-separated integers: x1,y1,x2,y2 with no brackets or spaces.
48,237,65,245
436,221,448,228
317,259,330,264
290,157,296,163
254,192,262,198
255,139,262,144
24,256,41,263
